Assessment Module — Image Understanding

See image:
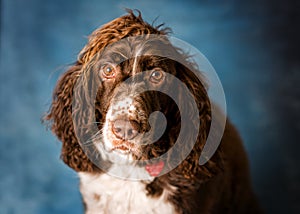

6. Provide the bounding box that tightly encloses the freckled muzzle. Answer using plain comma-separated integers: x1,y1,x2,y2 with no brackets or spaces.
104,81,161,157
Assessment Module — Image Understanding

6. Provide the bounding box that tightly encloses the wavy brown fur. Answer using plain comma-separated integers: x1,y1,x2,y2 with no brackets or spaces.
44,10,262,214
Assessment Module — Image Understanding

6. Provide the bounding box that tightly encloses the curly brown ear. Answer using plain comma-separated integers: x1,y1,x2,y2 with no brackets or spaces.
175,62,224,181
44,63,97,172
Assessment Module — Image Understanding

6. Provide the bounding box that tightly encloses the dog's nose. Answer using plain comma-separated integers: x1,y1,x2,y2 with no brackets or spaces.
112,119,139,140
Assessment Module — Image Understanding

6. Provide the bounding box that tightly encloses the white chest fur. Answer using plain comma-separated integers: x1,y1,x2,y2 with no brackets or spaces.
79,173,176,214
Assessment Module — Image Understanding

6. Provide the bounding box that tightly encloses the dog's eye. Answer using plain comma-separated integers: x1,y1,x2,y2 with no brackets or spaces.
101,64,116,78
149,69,164,84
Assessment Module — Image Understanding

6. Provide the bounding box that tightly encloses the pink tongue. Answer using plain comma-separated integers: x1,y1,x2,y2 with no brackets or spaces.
145,161,164,177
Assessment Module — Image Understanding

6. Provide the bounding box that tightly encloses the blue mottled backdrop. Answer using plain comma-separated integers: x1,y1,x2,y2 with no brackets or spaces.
1,0,299,213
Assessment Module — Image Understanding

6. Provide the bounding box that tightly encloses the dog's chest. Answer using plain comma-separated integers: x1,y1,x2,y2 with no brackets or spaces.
79,173,176,214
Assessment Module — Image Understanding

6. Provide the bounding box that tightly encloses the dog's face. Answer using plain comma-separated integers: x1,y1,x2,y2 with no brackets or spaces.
45,12,221,179
87,38,182,164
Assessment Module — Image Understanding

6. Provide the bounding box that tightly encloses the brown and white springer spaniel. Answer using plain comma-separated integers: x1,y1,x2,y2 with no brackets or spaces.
45,10,262,214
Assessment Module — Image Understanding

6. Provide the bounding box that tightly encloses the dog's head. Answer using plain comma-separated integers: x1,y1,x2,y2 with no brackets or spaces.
45,10,223,180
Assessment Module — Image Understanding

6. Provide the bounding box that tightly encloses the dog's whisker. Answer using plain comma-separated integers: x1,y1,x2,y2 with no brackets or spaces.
91,121,104,125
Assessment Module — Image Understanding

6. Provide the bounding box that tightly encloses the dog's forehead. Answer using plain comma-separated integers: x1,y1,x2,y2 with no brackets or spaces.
101,37,173,62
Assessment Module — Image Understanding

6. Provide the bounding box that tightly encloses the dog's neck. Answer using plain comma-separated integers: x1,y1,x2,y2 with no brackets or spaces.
79,172,177,214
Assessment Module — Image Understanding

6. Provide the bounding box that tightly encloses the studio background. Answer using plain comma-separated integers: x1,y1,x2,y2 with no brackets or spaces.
0,0,299,213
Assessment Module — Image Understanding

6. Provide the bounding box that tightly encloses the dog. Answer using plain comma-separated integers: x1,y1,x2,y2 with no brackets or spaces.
45,10,262,214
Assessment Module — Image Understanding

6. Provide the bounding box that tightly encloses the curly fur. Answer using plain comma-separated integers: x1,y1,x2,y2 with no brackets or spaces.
44,10,262,214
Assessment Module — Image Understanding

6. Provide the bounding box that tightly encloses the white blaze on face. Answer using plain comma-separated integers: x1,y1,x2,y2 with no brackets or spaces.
132,45,144,75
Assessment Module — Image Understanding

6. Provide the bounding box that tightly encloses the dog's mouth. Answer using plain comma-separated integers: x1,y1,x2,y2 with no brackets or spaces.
110,140,140,155
104,139,165,177
112,145,130,152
